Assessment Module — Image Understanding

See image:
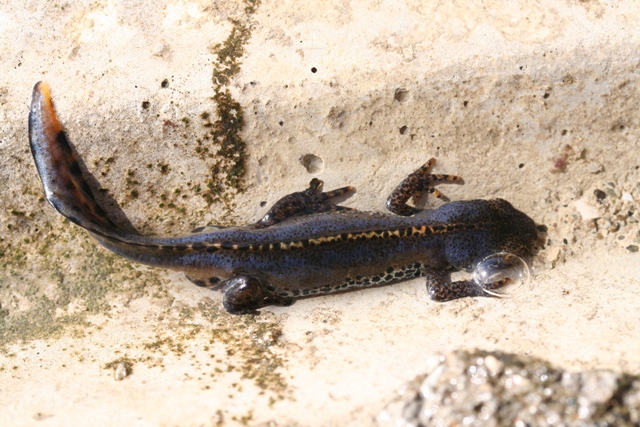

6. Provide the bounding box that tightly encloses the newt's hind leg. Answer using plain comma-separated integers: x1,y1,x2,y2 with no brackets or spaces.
386,158,463,216
257,178,354,228
221,275,294,315
424,268,510,301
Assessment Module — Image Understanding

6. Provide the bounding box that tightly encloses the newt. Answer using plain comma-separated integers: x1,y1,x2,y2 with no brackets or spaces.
28,81,539,315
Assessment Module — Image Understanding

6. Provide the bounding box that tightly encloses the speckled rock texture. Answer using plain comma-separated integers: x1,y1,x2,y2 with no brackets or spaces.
378,350,640,427
2,1,640,425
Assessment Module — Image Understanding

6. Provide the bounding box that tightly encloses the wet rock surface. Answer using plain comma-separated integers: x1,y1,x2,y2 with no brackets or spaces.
378,350,640,427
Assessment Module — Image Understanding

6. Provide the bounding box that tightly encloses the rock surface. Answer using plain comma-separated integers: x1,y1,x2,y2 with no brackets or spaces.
2,1,640,425
378,350,640,427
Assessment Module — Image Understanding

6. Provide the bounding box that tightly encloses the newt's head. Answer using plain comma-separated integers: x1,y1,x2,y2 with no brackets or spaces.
433,198,541,271
489,198,540,257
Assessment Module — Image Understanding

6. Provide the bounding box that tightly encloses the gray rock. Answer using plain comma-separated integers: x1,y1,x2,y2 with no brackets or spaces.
377,350,640,427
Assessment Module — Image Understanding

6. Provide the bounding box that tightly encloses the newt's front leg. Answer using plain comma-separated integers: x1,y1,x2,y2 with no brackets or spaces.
386,158,463,216
425,269,512,301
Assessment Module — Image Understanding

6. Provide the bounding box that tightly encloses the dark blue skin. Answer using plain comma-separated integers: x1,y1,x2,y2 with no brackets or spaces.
95,199,535,286
28,81,539,315
93,198,537,314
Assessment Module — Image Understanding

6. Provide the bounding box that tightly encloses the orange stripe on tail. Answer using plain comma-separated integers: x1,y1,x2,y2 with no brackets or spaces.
28,81,122,235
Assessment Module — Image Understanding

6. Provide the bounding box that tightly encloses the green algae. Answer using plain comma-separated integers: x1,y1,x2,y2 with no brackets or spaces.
0,222,167,347
199,0,261,212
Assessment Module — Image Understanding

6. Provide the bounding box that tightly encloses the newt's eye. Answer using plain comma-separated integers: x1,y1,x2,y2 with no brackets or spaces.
472,252,530,298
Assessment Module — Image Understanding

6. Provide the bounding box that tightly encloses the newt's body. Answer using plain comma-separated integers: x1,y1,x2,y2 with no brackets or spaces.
28,82,539,314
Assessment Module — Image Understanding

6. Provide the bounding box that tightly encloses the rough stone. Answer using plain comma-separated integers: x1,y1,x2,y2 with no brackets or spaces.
378,350,640,427
2,1,640,425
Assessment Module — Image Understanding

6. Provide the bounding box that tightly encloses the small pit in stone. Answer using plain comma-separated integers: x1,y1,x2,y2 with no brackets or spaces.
399,125,408,135
394,88,408,102
301,154,324,174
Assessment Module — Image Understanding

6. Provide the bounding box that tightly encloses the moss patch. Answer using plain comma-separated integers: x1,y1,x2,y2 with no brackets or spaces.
198,298,289,397
98,297,290,399
198,0,261,212
0,222,170,348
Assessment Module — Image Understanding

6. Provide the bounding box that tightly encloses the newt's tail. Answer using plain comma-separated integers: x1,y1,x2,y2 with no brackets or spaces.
28,81,130,238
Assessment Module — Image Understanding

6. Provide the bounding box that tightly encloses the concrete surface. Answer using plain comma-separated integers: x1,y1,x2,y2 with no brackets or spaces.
1,0,640,425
